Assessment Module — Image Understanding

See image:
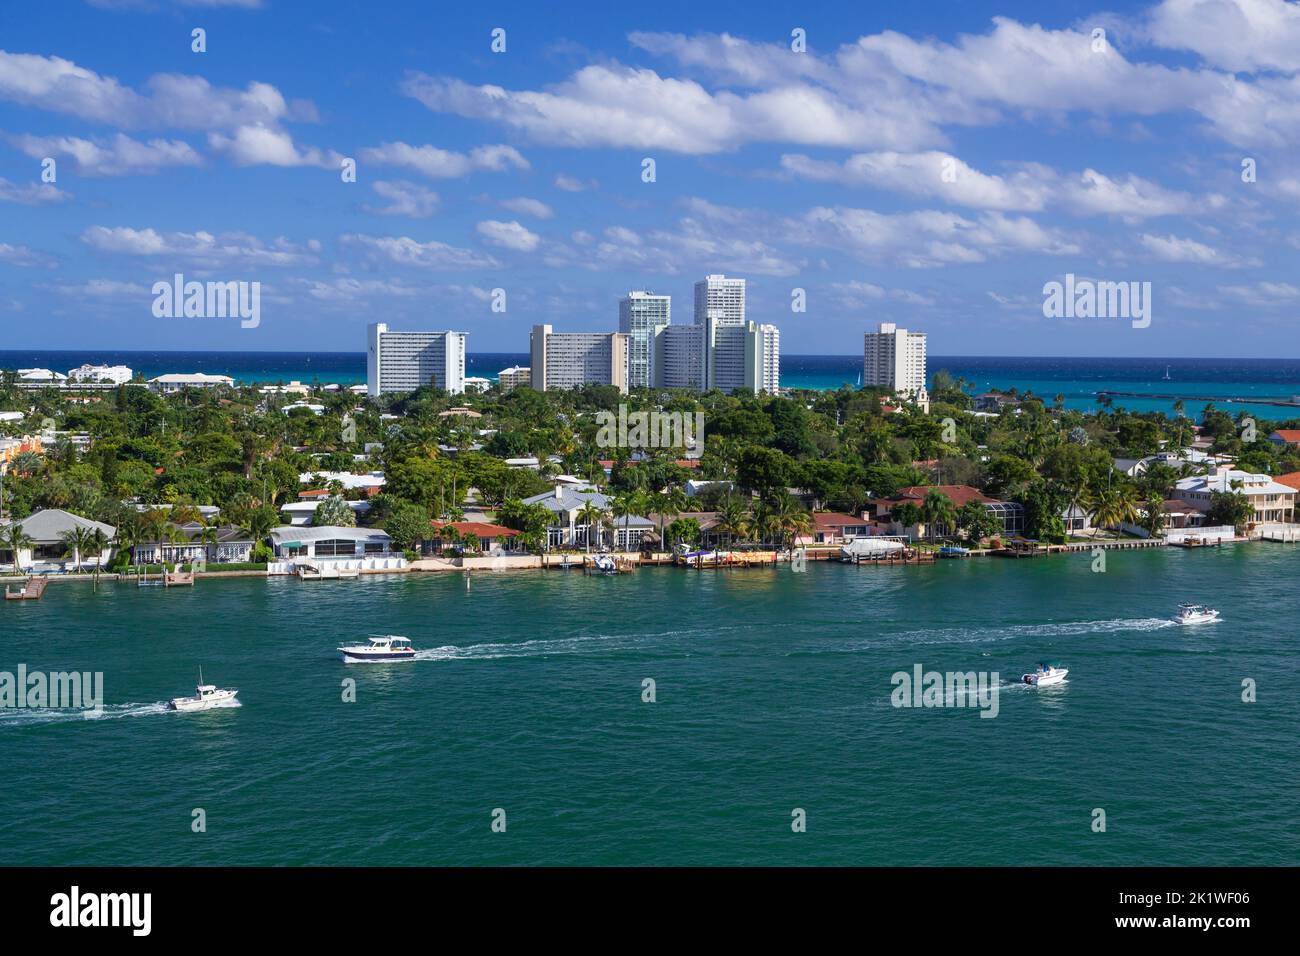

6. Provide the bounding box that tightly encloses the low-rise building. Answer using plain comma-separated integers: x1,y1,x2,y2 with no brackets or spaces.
1174,467,1296,523
269,526,394,560
521,484,654,549
67,364,134,385
0,508,116,571
424,520,520,554
147,373,235,393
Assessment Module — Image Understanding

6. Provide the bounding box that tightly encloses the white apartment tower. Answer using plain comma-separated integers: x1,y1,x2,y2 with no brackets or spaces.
693,274,745,327
367,323,467,396
530,325,628,394
655,324,706,390
618,291,671,389
863,323,928,408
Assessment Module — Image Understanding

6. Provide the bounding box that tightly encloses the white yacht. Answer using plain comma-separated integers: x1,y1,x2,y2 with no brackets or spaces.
1176,604,1220,625
338,635,416,663
169,670,239,711
1022,664,1068,687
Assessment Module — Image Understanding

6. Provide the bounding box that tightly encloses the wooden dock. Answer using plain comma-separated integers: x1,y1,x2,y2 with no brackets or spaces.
3,576,48,600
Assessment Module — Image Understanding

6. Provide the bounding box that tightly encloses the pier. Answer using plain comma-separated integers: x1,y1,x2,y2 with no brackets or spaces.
3,576,48,600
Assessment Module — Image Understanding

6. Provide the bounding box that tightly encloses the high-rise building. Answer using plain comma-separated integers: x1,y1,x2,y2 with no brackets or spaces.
367,323,467,396
530,325,628,393
863,322,928,408
655,324,706,390
693,274,745,327
753,323,780,395
695,317,780,395
618,291,671,389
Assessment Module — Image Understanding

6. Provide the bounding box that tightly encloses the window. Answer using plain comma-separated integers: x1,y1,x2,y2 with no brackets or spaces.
314,539,357,557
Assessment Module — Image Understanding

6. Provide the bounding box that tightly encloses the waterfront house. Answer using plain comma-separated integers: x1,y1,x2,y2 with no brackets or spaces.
809,512,878,545
0,508,116,572
522,484,655,549
423,521,519,555
1160,499,1206,530
874,485,1024,538
269,526,394,560
1268,430,1300,447
131,523,254,565
1174,467,1296,523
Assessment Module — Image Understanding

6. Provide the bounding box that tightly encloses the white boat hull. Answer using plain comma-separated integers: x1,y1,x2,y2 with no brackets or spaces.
1023,668,1068,687
1177,612,1219,625
169,690,239,711
339,649,416,663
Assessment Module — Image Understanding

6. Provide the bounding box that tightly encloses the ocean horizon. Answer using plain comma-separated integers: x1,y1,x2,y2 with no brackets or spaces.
5,350,1300,420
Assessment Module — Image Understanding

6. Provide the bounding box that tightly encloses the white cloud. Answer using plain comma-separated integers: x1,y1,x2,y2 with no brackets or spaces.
360,141,528,178
1146,0,1300,72
554,173,594,192
366,180,440,218
1139,232,1235,264
476,219,540,252
207,125,340,168
0,51,308,130
8,132,201,176
80,225,320,267
0,242,55,268
340,234,499,270
499,196,554,219
0,177,70,205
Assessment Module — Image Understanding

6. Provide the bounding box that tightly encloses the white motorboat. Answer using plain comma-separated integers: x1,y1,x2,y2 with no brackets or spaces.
169,669,239,711
1022,663,1068,687
337,634,416,663
839,536,906,561
1176,603,1220,625
590,553,618,574
297,561,358,580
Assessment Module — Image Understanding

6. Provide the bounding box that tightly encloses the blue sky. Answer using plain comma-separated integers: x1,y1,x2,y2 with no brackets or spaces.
2,0,1299,356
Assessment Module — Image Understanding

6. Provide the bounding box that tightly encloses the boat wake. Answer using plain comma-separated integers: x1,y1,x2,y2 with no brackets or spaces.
804,617,1178,655
0,701,172,727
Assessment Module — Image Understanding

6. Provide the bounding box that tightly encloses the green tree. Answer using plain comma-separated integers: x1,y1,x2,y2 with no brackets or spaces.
314,495,356,527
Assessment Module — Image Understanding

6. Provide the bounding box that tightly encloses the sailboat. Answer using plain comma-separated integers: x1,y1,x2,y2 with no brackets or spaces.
1163,365,1172,380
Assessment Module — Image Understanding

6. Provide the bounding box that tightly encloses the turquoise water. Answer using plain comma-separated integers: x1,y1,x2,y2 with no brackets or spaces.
2,547,1297,866
7,351,1300,422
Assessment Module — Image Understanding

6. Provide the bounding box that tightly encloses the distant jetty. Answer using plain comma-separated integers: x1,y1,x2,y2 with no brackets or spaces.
1097,390,1300,408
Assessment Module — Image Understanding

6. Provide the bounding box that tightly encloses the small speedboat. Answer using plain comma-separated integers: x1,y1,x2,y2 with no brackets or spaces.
1176,603,1220,625
590,553,619,575
169,669,239,711
338,634,416,663
1022,663,1068,687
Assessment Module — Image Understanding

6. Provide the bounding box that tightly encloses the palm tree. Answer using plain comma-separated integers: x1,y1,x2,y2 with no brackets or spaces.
60,526,94,572
575,500,606,552
1,523,33,574
650,487,686,554
86,527,110,581
609,491,649,552
782,508,814,557
199,525,220,566
921,490,957,544
715,497,750,548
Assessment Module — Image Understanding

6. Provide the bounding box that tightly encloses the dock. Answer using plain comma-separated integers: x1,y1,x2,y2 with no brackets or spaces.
3,576,48,600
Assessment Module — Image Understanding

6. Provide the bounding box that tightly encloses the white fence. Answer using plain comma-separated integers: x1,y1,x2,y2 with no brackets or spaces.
267,556,407,576
1164,525,1236,544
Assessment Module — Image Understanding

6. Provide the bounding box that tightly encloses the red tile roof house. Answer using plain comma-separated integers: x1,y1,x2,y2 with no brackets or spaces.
1275,471,1300,492
425,521,520,555
872,485,1023,539
1268,430,1300,447
804,512,882,546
